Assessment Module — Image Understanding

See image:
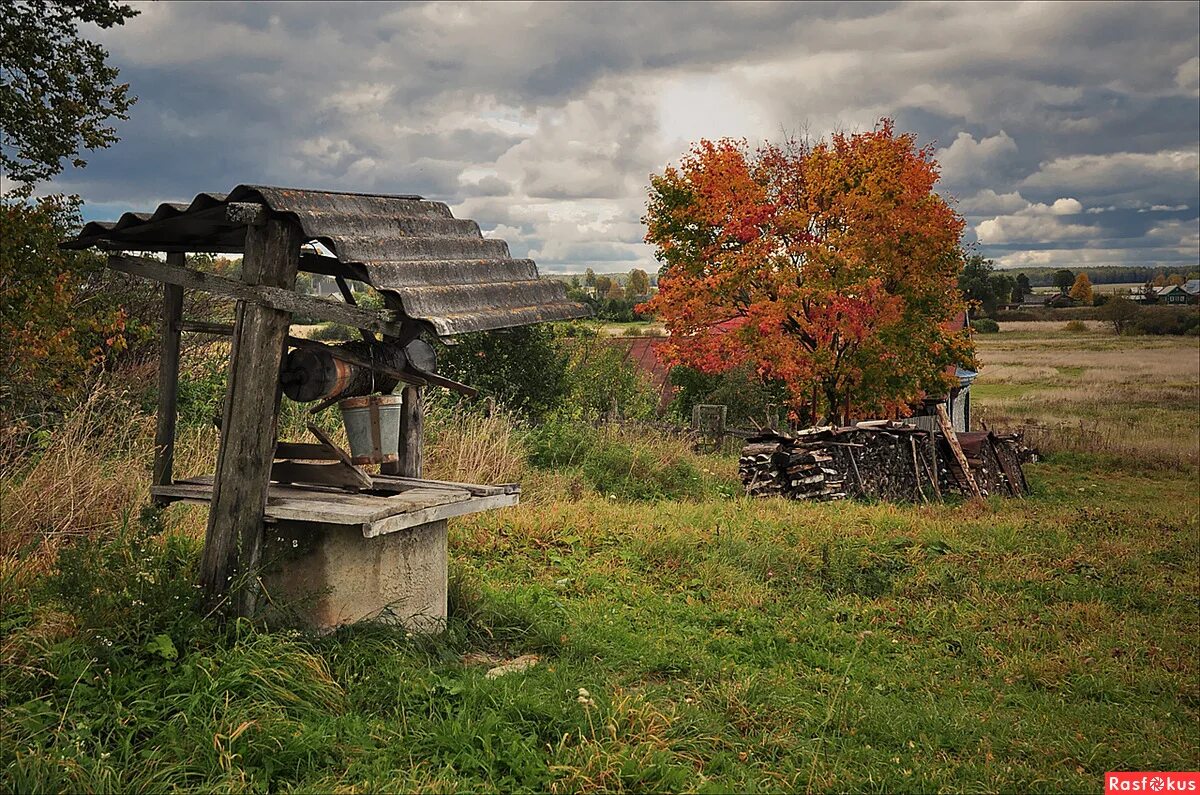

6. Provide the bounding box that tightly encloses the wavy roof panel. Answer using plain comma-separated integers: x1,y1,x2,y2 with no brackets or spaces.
63,185,589,336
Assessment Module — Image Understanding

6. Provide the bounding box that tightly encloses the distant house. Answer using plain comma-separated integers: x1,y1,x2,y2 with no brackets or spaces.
1155,284,1195,305
1184,279,1200,298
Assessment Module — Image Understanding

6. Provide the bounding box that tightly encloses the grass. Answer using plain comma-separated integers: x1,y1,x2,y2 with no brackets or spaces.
1,327,1197,792
2,456,1196,792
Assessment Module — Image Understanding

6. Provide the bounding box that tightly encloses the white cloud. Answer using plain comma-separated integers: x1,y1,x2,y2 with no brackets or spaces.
936,131,1018,189
974,196,1089,243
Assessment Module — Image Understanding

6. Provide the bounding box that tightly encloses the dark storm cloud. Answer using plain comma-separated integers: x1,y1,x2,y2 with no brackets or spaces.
48,0,1199,271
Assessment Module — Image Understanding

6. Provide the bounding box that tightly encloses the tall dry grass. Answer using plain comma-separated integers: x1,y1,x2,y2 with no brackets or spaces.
424,408,528,486
0,385,154,560
973,326,1200,469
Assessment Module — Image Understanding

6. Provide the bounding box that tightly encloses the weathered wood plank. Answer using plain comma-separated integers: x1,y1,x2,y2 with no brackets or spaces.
198,217,303,616
270,460,373,490
372,474,519,496
383,384,423,477
936,404,981,499
108,253,409,337
153,480,476,524
363,493,519,538
151,254,185,504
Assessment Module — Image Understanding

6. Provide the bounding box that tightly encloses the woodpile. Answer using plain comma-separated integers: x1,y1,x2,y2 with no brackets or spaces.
740,422,1029,503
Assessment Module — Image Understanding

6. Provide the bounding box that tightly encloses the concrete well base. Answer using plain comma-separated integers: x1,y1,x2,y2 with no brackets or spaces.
259,519,447,633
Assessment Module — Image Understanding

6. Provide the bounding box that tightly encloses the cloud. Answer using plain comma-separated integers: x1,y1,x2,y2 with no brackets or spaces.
936,131,1019,190
31,0,1199,273
1020,149,1200,206
975,196,1091,243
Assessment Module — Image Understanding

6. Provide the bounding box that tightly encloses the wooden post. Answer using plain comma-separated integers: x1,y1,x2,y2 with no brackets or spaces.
386,384,423,478
199,217,302,616
936,403,982,500
152,252,185,504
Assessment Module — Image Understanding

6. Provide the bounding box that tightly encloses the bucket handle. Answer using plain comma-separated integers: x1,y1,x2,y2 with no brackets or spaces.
368,398,383,464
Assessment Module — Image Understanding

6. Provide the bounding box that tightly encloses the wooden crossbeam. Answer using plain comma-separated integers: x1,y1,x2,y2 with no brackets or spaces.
109,254,410,338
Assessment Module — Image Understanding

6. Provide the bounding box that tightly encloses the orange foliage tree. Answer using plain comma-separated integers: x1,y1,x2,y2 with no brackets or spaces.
639,120,973,424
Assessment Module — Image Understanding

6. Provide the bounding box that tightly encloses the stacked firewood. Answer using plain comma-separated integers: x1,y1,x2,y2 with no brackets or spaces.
740,421,1029,503
740,423,938,503
739,432,845,500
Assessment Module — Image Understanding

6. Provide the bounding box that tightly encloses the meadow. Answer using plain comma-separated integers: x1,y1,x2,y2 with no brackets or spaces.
1,324,1197,793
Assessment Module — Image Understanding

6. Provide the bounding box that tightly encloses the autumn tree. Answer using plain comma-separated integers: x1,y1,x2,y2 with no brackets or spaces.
640,120,972,424
1068,272,1094,304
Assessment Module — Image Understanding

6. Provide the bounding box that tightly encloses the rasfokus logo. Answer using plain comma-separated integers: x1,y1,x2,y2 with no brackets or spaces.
1106,772,1200,793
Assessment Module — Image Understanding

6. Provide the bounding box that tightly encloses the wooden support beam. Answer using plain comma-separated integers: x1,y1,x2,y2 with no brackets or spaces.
151,253,186,503
936,404,981,500
108,253,409,338
198,217,303,617
383,385,423,477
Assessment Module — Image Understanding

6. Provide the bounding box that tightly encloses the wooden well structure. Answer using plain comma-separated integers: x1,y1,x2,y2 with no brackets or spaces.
64,185,587,628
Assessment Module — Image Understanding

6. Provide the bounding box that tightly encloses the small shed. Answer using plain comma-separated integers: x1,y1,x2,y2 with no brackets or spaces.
64,185,588,629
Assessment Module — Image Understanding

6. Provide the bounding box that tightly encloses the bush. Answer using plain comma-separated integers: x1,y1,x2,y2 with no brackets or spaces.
1130,307,1200,336
1063,320,1089,333
434,325,571,421
972,318,1000,334
668,363,791,427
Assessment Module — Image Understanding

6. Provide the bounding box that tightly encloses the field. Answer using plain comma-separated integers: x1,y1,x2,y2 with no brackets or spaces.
974,323,1199,468
1,326,1197,792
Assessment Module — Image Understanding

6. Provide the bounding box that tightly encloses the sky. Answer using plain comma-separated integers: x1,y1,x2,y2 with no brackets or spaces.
49,1,1200,274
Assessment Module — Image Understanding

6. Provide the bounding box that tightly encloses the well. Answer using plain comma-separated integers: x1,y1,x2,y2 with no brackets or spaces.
62,185,587,628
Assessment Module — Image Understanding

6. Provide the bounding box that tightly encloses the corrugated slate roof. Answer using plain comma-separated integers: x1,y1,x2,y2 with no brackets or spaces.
63,185,588,336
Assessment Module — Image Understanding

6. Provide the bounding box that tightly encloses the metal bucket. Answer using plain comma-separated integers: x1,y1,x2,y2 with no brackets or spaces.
338,394,403,465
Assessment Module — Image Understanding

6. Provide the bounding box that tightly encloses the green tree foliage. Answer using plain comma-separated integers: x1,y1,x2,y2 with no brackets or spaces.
668,363,790,428
1,0,138,186
627,268,650,298
958,255,998,314
1053,269,1076,294
991,273,1015,306
433,325,570,420
1015,273,1031,302
583,268,596,287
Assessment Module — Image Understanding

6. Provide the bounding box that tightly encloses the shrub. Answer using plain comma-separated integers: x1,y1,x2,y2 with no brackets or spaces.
972,318,1000,334
1130,307,1200,336
668,363,791,428
1063,320,1089,333
434,325,570,421
557,327,660,422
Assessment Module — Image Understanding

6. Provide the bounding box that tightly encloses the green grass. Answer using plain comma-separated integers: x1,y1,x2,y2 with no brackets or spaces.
3,454,1197,793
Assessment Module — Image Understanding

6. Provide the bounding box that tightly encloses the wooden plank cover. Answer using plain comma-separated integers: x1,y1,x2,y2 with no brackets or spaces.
152,475,514,537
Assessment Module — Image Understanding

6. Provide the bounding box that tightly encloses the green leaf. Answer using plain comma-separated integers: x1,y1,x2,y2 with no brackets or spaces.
143,633,177,661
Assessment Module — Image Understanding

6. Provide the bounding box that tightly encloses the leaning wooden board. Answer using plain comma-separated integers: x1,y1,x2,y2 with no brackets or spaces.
152,476,518,537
